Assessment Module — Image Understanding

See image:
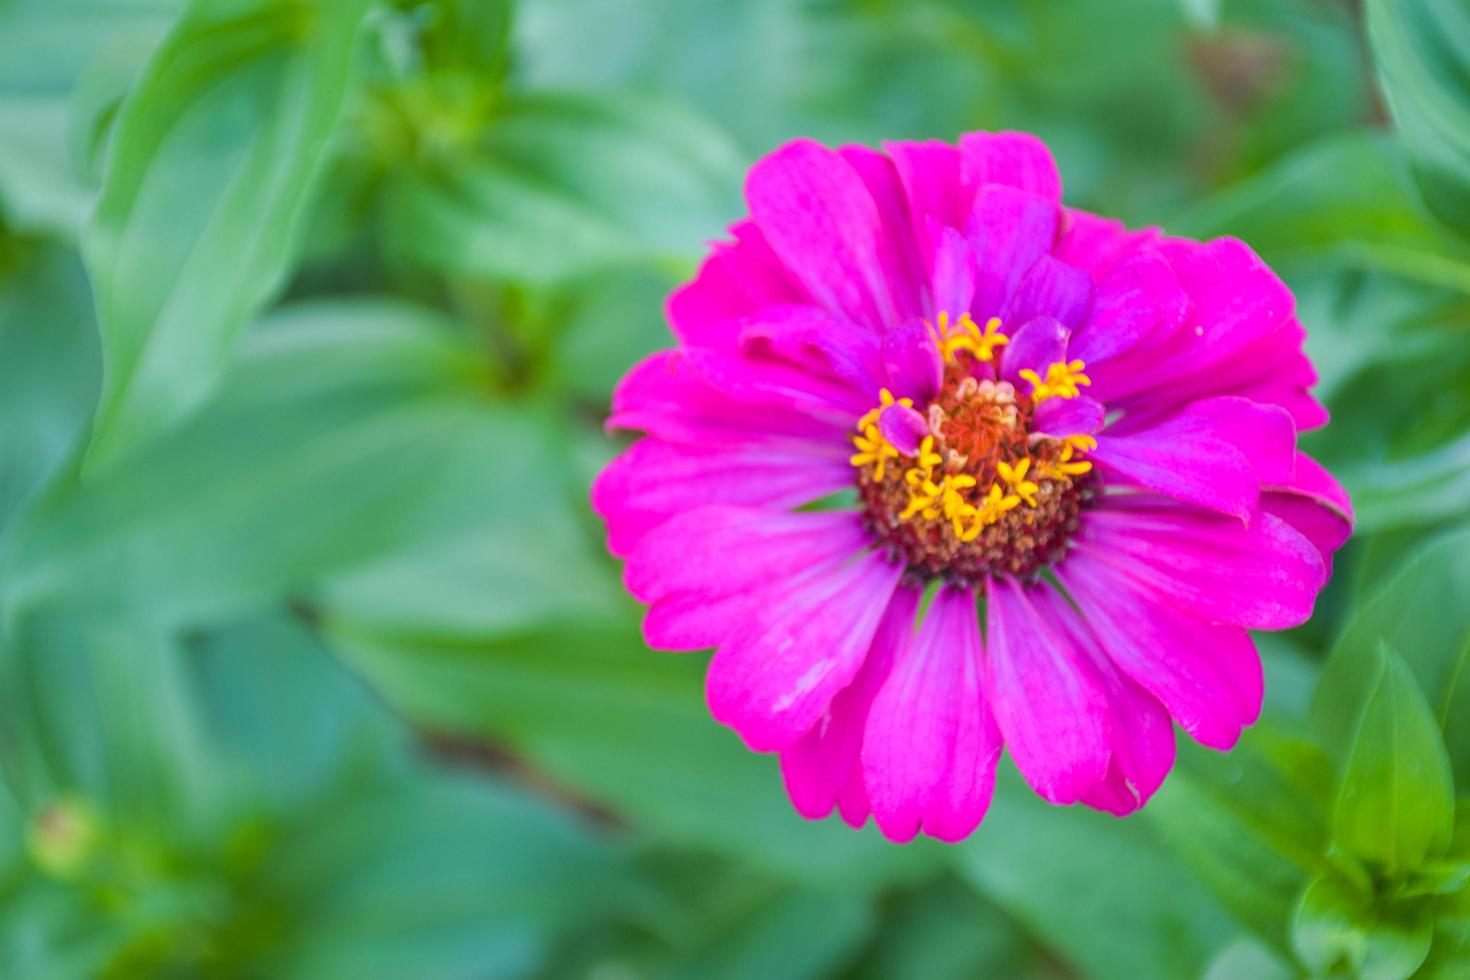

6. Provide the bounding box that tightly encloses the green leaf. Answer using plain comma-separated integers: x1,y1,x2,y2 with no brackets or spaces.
1292,873,1434,980
0,607,634,978
0,242,100,536
1331,645,1456,873
1367,0,1470,239
379,91,743,286
82,0,373,472
1316,525,1470,790
2,300,552,629
1180,0,1221,30
849,879,1036,980
1421,882,1470,978
0,97,93,237
326,617,944,887
1202,938,1295,980
416,0,514,75
1147,725,1335,951
1174,133,1470,295
954,771,1233,980
658,886,874,980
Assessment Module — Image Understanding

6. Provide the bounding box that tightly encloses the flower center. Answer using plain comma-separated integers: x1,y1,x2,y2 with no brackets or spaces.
850,313,1095,583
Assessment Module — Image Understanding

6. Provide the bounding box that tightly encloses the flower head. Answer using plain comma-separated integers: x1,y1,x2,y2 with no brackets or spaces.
593,132,1353,843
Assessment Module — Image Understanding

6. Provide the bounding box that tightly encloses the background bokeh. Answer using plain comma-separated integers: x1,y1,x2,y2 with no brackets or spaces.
1,0,1470,977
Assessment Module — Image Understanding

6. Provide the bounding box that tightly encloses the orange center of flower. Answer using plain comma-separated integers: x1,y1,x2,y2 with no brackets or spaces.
850,314,1095,582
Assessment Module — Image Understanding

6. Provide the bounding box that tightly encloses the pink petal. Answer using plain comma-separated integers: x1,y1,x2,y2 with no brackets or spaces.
706,550,904,752
1000,315,1069,388
1091,433,1255,520
885,139,966,265
1090,238,1294,407
1080,679,1177,816
667,219,807,349
1032,395,1105,439
960,130,1063,202
1077,502,1326,631
930,223,979,318
1262,451,1354,572
1040,598,1178,815
986,579,1111,805
747,139,914,331
1056,552,1264,751
879,402,930,455
592,438,852,557
1054,209,1162,282
1000,255,1095,331
645,589,759,651
882,316,944,403
737,305,885,401
1070,250,1191,367
840,144,926,320
780,586,922,820
965,186,1060,317
864,586,1002,843
1092,396,1297,519
683,347,872,419
626,506,870,604
609,349,844,447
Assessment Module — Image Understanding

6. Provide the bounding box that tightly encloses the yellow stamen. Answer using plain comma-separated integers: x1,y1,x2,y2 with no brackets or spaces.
900,476,945,520
850,423,899,481
1019,359,1091,403
1037,435,1097,480
914,435,942,475
996,458,1040,508
935,312,1008,364
856,387,912,432
850,389,920,481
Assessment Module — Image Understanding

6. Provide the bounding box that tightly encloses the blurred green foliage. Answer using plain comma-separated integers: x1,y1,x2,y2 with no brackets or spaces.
1,0,1470,977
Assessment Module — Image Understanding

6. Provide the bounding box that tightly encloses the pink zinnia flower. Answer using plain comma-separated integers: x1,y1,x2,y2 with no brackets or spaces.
592,132,1353,843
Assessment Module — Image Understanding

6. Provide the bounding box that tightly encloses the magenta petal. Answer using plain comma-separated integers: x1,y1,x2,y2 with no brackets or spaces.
683,347,872,419
626,506,870,604
1094,238,1294,407
1032,395,1105,439
668,219,807,349
1041,597,1177,815
1092,419,1257,522
840,144,926,320
592,438,852,557
609,350,845,447
1000,315,1069,387
965,186,1059,317
1070,250,1191,367
1001,255,1095,331
885,139,966,264
960,131,1063,202
738,305,885,400
1094,396,1297,519
1263,451,1354,571
747,139,912,331
781,586,922,820
986,579,1110,805
706,551,904,752
1192,396,1297,485
1054,210,1163,282
1080,676,1177,816
882,316,944,402
931,224,979,317
646,588,772,652
1056,552,1264,751
1079,503,1326,631
879,403,930,455
864,586,1002,843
